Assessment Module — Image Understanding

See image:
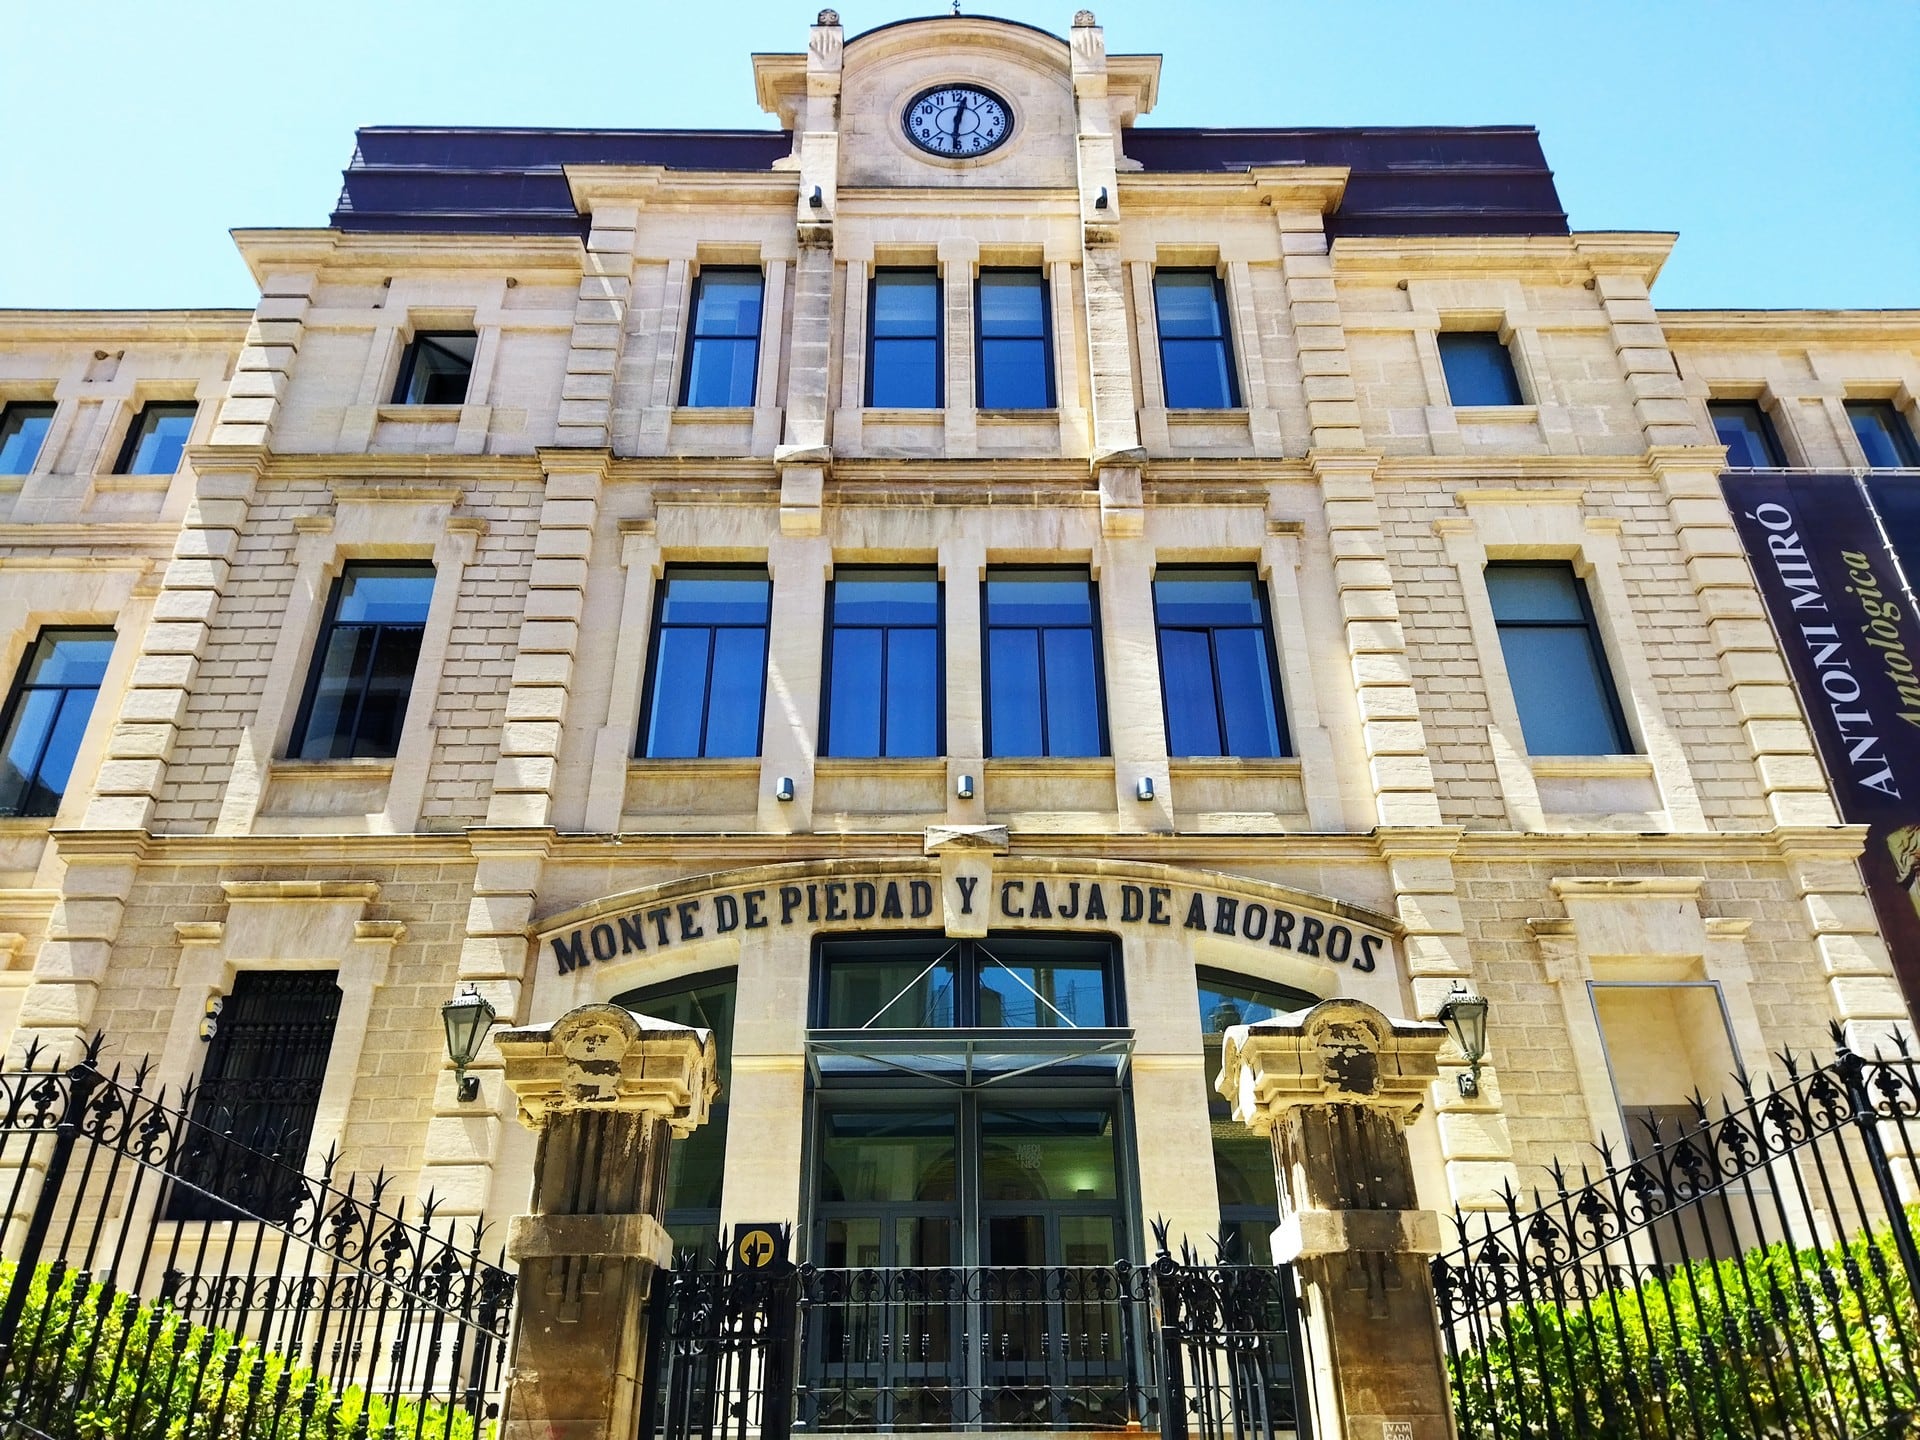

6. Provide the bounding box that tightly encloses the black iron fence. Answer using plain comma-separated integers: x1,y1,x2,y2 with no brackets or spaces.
640,1227,1307,1440
1433,1026,1920,1439
0,1036,515,1440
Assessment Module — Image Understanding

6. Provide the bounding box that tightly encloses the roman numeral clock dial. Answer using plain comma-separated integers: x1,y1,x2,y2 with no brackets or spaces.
904,85,1011,158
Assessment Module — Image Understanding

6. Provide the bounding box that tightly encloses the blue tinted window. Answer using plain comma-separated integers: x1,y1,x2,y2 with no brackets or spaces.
1848,402,1920,469
1153,568,1286,758
641,568,771,758
0,628,116,818
116,402,197,475
1486,563,1630,756
869,270,941,408
682,269,764,408
292,563,435,761
1153,271,1239,409
824,569,940,758
0,404,55,475
985,569,1105,757
1710,402,1785,468
1437,331,1524,406
977,271,1052,409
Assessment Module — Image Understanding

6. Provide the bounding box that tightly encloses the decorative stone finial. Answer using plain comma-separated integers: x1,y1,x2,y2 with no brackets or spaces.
1073,9,1098,25
815,8,839,23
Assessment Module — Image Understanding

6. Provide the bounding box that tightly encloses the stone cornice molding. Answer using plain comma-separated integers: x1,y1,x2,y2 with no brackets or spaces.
1660,310,1920,344
1333,231,1673,286
0,311,250,344
231,228,585,284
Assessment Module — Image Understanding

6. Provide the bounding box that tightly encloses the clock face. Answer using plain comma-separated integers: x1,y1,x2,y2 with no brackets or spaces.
904,85,1012,158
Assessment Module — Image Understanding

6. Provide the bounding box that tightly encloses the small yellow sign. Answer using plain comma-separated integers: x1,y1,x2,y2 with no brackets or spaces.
735,1228,779,1269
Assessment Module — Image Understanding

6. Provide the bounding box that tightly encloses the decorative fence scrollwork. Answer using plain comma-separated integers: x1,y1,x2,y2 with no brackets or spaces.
0,1035,515,1440
1433,1024,1920,1439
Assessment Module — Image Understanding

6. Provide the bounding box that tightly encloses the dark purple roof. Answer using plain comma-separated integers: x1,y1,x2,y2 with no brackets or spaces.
332,124,1564,239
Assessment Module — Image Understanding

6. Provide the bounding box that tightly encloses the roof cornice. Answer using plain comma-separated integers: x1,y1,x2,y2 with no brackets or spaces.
1333,231,1674,285
1658,309,1920,343
231,228,585,283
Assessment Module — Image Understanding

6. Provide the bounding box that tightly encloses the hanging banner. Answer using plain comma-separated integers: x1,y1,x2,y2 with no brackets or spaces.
1724,471,1920,1014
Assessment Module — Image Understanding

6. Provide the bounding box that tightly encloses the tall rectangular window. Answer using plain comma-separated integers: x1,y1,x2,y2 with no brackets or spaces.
984,568,1106,757
114,401,196,475
1153,567,1289,758
0,628,115,817
1848,401,1920,469
1437,331,1524,406
868,269,941,408
681,268,765,407
0,403,55,475
976,269,1052,409
391,331,476,405
290,563,435,760
1153,270,1239,409
1486,562,1631,756
640,567,772,758
170,970,342,1223
1710,400,1786,467
822,568,941,758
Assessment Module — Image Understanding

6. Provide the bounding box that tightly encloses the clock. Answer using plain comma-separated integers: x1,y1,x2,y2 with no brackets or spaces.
904,85,1012,159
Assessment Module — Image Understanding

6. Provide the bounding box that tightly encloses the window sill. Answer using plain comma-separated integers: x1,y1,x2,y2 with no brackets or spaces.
671,406,755,424
984,756,1115,780
1167,407,1251,421
816,756,946,779
0,815,55,833
1452,404,1539,423
272,756,397,778
862,407,944,421
376,403,465,423
1168,756,1303,778
1528,754,1651,779
629,755,762,778
976,408,1059,422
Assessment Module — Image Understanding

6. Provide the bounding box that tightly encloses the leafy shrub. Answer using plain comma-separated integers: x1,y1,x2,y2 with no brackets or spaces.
1448,1215,1920,1439
0,1260,491,1440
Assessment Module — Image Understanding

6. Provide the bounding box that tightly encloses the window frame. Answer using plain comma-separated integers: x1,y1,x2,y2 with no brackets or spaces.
980,566,1112,759
287,560,437,762
1846,400,1920,469
678,266,766,409
390,330,478,407
1152,268,1242,411
1485,560,1633,757
112,400,198,475
973,267,1055,411
819,566,946,759
635,563,774,760
811,932,1125,1032
1708,399,1788,468
0,625,116,818
865,267,944,410
0,401,57,475
1435,329,1527,408
1150,564,1292,759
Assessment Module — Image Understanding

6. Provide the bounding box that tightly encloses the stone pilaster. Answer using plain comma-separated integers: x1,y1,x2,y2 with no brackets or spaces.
556,212,638,449
779,11,841,462
496,1005,719,1440
1593,271,1699,449
1070,11,1142,469
1282,231,1364,452
210,271,318,448
1220,999,1452,1440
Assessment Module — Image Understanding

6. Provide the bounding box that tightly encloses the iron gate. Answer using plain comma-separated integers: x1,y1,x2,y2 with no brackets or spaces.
639,1226,1308,1439
0,1036,515,1440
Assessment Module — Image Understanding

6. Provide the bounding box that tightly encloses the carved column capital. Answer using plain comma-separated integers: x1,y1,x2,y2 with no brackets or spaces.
495,1003,718,1134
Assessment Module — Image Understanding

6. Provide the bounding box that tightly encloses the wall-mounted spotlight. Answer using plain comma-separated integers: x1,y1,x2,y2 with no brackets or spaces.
956,774,976,800
1094,187,1109,210
1135,775,1155,802
809,186,824,209
776,776,796,802
1437,981,1491,1098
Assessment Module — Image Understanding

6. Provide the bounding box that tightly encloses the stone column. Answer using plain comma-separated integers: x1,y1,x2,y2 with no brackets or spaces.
496,1004,720,1440
1218,998,1452,1440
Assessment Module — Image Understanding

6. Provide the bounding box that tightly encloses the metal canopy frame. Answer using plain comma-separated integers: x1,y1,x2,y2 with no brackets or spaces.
805,1026,1134,1089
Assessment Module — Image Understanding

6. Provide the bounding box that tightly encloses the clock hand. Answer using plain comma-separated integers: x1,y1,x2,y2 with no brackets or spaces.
950,94,968,146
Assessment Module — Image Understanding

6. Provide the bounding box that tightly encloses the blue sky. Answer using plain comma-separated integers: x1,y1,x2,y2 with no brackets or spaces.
2,1,1914,312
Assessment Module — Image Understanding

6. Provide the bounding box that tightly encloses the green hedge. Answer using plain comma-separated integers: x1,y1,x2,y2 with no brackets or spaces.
0,1260,491,1440
1448,1216,1920,1438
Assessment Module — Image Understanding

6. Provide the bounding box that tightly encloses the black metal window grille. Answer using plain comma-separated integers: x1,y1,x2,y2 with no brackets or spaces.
113,400,197,475
1151,566,1290,759
0,627,114,818
637,566,773,758
983,568,1109,758
0,402,56,475
391,330,477,405
290,561,435,760
1849,399,1920,468
1436,330,1525,406
821,567,943,758
169,969,343,1222
1153,270,1239,410
681,268,765,407
1485,561,1632,756
976,269,1054,409
868,269,942,409
1709,399,1787,467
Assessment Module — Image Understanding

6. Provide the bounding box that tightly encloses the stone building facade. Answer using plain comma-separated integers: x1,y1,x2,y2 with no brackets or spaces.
0,9,1913,1272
